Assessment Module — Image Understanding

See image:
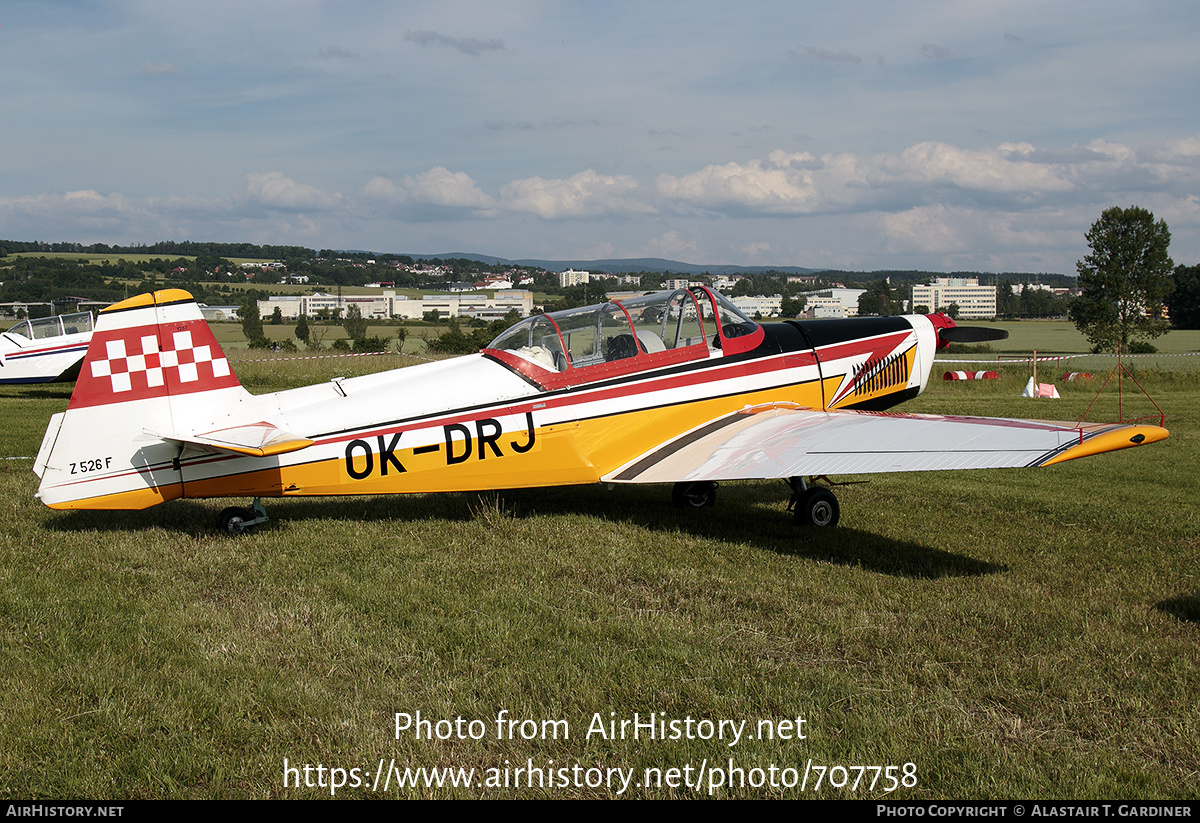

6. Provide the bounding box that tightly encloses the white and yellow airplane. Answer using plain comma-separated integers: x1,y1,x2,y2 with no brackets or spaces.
1,311,94,385
32,286,1167,533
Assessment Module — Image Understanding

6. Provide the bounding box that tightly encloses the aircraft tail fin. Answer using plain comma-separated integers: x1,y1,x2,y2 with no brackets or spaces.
35,289,252,510
66,289,242,410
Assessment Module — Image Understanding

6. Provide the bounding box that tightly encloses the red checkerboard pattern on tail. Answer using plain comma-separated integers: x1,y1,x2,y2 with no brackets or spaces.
67,290,242,409
89,328,231,393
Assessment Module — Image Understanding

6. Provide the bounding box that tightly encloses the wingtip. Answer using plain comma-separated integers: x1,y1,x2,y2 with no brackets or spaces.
1040,424,1169,466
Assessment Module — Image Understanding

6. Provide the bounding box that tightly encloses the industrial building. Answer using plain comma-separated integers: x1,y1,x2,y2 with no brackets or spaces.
911,278,997,318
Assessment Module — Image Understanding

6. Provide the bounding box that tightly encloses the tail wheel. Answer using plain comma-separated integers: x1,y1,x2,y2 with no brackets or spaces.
795,487,839,527
672,481,718,508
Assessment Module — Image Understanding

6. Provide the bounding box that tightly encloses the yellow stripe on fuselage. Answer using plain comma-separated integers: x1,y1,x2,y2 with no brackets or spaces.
44,482,183,511
178,378,836,499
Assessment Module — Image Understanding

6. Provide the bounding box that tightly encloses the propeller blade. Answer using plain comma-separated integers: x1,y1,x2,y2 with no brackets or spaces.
939,326,1009,344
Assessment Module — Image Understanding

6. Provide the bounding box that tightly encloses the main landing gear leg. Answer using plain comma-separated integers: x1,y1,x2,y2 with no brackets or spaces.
216,498,270,535
786,476,840,528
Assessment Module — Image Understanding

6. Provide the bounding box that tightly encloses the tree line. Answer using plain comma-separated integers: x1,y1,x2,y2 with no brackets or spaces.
4,223,1198,347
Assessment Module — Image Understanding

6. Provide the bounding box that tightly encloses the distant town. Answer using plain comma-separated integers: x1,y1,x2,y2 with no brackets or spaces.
0,239,1082,324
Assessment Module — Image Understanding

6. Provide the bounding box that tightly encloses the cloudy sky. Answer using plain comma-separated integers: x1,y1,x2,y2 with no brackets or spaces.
3,1,1199,273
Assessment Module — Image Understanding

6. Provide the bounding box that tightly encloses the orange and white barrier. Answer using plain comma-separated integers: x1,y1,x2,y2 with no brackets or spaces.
943,370,999,381
1021,377,1060,398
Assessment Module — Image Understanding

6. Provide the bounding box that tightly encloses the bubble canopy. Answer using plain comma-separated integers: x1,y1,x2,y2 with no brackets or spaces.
486,287,760,377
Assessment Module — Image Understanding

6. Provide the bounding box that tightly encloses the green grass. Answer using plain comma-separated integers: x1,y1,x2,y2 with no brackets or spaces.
938,320,1200,378
1,347,1198,798
908,319,1200,356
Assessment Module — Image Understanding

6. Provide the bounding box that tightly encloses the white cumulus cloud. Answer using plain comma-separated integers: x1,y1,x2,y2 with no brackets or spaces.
657,151,825,215
871,142,1076,194
658,142,1087,218
363,167,497,212
500,170,654,219
880,205,964,254
240,172,343,211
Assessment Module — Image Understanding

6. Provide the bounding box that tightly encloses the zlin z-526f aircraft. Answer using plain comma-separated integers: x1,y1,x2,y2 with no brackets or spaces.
33,286,1167,533
1,311,94,385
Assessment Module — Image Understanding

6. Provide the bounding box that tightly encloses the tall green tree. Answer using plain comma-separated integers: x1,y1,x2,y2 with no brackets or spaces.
294,313,310,343
240,298,264,342
857,280,898,316
780,296,806,317
1070,206,1173,351
1167,264,1200,329
342,305,368,341
996,280,1019,317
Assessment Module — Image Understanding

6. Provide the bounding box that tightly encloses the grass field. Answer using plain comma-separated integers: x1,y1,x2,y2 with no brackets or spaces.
0,329,1197,799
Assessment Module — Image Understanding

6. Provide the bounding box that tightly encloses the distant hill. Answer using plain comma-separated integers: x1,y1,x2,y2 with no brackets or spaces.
1,238,1071,283
418,253,821,277
411,253,1073,283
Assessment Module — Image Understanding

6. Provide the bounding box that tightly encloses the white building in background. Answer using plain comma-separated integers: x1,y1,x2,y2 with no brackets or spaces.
259,292,398,320
259,290,534,321
413,290,534,320
911,278,997,318
558,269,591,287
732,294,783,317
804,296,850,319
801,287,867,318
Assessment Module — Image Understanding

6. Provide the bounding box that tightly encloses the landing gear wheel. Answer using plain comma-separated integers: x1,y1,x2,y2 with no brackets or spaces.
216,507,256,535
794,487,839,527
217,507,253,535
672,481,718,508
215,499,270,535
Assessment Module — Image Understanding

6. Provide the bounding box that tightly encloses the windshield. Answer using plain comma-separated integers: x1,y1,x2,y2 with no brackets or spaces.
487,287,760,372
5,312,93,341
700,289,758,340
487,315,568,371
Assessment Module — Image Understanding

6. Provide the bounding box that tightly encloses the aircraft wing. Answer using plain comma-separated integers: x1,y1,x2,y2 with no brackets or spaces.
602,405,1168,484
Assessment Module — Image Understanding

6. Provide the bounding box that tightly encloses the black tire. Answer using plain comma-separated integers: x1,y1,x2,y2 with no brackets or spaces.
795,487,839,527
216,506,254,535
672,481,717,508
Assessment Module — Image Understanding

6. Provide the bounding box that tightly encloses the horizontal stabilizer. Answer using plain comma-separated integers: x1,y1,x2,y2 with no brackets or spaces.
603,406,1168,484
154,422,314,458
